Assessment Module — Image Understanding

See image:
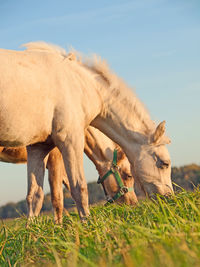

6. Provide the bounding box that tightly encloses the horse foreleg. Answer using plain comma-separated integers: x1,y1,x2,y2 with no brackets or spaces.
26,144,52,219
56,136,90,221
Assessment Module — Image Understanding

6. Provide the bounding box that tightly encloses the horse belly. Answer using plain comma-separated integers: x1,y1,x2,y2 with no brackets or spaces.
0,101,52,147
0,69,54,146
0,128,50,147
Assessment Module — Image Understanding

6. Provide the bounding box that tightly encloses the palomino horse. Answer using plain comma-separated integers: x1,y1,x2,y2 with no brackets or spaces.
0,126,137,223
0,42,173,220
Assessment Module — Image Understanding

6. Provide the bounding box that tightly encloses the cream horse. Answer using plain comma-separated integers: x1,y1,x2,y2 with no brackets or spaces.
0,42,173,220
0,126,137,223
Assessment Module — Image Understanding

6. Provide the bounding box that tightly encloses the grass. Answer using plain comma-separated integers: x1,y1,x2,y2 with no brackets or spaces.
0,189,200,267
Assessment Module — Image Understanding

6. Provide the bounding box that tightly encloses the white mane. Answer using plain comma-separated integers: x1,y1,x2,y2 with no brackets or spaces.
23,42,156,135
23,42,68,58
84,56,156,134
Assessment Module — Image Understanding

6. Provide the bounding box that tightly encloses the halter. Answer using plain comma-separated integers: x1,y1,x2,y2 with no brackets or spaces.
97,149,133,204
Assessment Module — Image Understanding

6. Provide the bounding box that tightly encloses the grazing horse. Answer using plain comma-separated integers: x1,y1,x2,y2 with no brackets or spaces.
0,126,137,223
0,42,173,220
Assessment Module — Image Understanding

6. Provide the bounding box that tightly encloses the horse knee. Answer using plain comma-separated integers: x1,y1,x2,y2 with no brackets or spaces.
71,183,88,200
34,187,44,202
32,187,44,216
26,194,33,205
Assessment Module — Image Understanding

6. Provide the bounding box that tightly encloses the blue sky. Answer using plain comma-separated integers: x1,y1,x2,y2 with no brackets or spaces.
0,0,200,205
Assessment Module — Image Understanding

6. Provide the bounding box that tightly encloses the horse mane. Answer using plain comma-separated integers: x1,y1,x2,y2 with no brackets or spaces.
82,55,156,134
23,42,155,135
22,42,68,58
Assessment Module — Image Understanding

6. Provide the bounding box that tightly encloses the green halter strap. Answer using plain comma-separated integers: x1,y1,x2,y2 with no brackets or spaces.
97,149,133,203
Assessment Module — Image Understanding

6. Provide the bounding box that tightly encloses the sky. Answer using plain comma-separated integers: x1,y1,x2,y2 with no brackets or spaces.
0,0,199,206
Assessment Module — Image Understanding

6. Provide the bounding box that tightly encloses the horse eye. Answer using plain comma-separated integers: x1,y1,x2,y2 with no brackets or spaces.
123,173,132,180
126,173,132,179
160,160,169,168
156,157,170,169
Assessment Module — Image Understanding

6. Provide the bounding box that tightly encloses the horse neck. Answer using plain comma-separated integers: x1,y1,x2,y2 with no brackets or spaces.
91,83,155,162
84,127,117,177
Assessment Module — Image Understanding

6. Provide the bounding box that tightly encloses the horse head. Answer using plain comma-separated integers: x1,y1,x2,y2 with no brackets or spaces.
132,121,173,197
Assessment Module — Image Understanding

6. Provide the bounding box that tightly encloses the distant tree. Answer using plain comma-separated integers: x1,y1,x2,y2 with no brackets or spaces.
0,203,18,218
16,200,27,215
42,193,52,212
172,164,200,191
88,182,104,204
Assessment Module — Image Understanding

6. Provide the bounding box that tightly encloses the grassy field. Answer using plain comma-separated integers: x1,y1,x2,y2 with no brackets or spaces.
0,188,200,267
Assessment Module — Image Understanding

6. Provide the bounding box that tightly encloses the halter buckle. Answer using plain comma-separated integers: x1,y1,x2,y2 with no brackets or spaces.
111,164,119,170
119,186,129,195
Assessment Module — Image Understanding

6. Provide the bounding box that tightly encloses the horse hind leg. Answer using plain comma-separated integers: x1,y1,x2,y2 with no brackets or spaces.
26,144,52,219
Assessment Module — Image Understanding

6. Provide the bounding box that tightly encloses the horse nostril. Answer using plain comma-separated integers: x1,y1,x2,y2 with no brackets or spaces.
166,184,174,194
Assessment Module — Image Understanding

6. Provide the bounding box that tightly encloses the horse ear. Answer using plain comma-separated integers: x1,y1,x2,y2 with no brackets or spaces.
153,121,166,144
